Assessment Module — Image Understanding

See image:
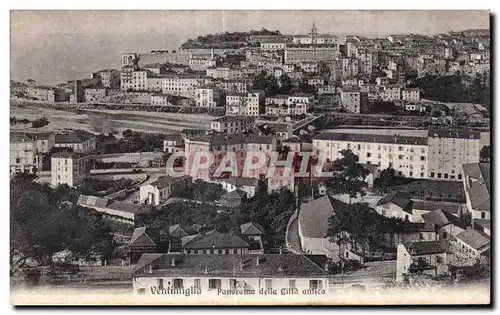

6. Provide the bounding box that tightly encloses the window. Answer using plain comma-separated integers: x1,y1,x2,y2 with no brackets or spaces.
15,158,20,164
481,212,486,219
289,280,296,289
437,173,442,179
209,279,221,290
157,279,164,290
398,146,404,151
357,144,361,150
405,214,409,221
265,279,273,290
430,172,435,178
442,231,448,239
230,279,237,289
194,279,201,289
444,173,448,179
421,173,424,178
409,171,413,177
173,279,183,289
398,155,403,160
309,280,322,290
420,156,426,161
458,174,462,180
366,152,371,158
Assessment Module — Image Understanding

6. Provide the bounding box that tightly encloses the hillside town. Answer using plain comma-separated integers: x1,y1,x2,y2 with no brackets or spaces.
10,19,490,302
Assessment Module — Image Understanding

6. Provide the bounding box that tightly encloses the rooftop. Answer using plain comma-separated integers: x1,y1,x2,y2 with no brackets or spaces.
189,132,274,146
298,195,348,238
132,253,329,278
314,132,428,146
55,130,96,144
183,232,250,250
405,240,449,256
455,228,490,250
212,115,255,123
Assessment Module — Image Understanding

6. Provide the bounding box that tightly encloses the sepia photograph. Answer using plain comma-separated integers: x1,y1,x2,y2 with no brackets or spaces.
9,9,491,306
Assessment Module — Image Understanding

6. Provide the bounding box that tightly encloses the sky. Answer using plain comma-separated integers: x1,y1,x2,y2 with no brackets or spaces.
10,10,490,85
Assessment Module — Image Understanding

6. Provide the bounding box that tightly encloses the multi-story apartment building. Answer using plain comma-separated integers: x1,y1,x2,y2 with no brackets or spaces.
206,67,242,80
10,82,28,96
54,130,96,153
225,91,265,116
10,132,55,174
340,87,361,113
161,74,212,98
307,77,325,87
216,80,249,94
163,134,185,154
427,129,480,181
357,51,373,74
189,55,217,71
51,151,89,187
132,253,330,296
26,86,57,102
401,88,421,102
84,88,108,103
340,58,359,78
210,116,255,134
98,69,120,88
151,94,173,106
120,65,138,91
265,103,309,116
313,132,429,179
195,86,223,108
299,61,319,74
284,46,338,64
184,132,277,182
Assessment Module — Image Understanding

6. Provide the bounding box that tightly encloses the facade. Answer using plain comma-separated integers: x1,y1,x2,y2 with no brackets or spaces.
26,86,57,102
10,132,55,174
214,177,259,199
462,163,490,221
225,91,265,116
50,151,88,187
98,69,121,88
454,228,490,259
375,192,414,222
340,88,361,113
151,94,173,106
140,176,190,206
427,130,481,181
181,231,250,255
285,47,338,64
401,88,421,102
54,130,96,153
195,86,223,108
163,134,185,153
132,253,330,295
216,80,249,94
161,74,212,98
313,132,429,179
206,67,242,80
211,116,255,134
84,88,108,103
396,241,449,283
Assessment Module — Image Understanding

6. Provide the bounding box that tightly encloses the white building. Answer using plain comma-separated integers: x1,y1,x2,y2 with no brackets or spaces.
225,91,265,116
401,88,420,102
132,253,330,295
213,177,259,198
163,134,184,153
151,94,173,106
427,130,481,181
54,130,96,153
161,74,212,98
455,228,490,260
51,151,88,187
10,132,55,174
210,116,255,134
195,86,223,108
140,176,190,206
462,163,490,221
340,88,361,113
313,132,429,179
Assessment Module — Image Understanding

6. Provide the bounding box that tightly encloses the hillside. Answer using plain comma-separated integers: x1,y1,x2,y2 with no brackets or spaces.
180,28,281,49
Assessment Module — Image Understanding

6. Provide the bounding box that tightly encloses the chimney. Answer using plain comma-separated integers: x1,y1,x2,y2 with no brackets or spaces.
149,264,153,274
171,257,176,267
204,266,209,274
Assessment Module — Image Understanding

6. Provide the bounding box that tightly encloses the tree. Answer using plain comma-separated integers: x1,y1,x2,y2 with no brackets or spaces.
333,149,370,204
374,167,397,191
279,74,292,94
480,145,490,161
122,129,133,139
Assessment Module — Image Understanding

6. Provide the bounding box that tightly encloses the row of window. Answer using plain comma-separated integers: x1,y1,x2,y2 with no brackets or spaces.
152,278,323,291
429,172,462,180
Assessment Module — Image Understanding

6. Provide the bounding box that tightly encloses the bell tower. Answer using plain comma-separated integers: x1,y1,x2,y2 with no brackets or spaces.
309,22,318,45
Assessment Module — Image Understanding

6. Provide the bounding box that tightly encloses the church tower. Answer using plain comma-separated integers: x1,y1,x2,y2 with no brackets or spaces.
309,22,318,45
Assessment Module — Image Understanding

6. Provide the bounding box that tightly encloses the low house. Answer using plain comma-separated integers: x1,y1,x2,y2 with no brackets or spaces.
375,192,414,222
396,240,450,283
54,130,96,153
163,134,185,153
215,177,259,198
420,209,466,240
298,195,348,260
462,163,490,222
181,230,250,255
140,176,190,206
77,195,153,225
238,222,265,254
220,189,247,207
132,253,330,295
473,219,490,237
411,200,465,223
454,228,490,260
129,227,169,264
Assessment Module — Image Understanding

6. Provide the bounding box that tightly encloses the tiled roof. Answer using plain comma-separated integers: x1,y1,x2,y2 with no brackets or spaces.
217,177,258,187
10,132,52,142
412,200,462,215
421,209,450,227
405,240,449,255
376,192,413,213
148,176,190,190
240,222,264,235
190,132,274,146
462,163,490,212
455,228,490,250
164,134,183,142
132,253,329,278
55,130,95,144
298,195,348,238
428,129,481,139
129,227,156,248
314,132,428,146
168,224,189,238
52,151,84,159
77,194,148,215
182,232,249,250
221,189,247,200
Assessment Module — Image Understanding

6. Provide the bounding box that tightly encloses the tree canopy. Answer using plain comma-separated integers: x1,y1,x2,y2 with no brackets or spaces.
332,149,370,203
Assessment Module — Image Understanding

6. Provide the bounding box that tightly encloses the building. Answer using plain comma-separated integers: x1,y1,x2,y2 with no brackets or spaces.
195,86,223,108
455,228,490,259
427,129,481,181
260,39,288,51
128,227,168,264
10,81,28,96
140,176,190,206
151,94,174,106
181,231,250,255
298,195,348,260
184,132,277,181
220,189,247,207
375,192,414,222
26,86,57,102
164,134,185,153
161,74,212,98
214,177,259,198
206,67,242,80
98,69,121,88
462,163,490,221
189,50,217,71
54,130,96,153
10,132,55,174
340,88,361,113
77,194,153,225
225,91,265,116
210,116,255,134
84,88,108,103
396,241,449,283
285,47,338,64
51,151,88,187
132,253,330,295
71,80,84,103
216,80,249,94
401,88,421,102
299,61,319,73
313,132,429,179
420,209,466,240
